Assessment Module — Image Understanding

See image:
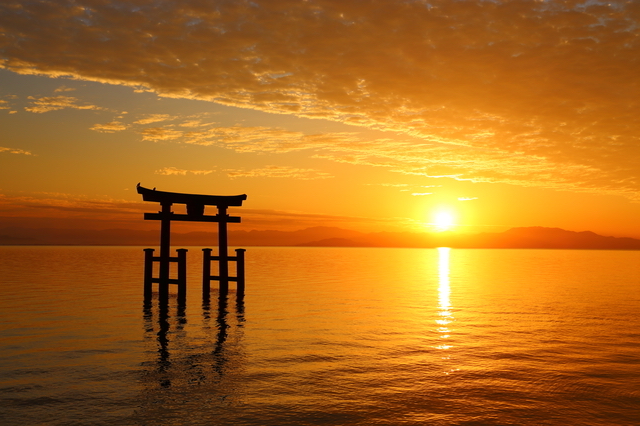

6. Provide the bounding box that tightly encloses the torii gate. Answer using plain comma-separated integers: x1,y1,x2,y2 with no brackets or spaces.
137,183,247,302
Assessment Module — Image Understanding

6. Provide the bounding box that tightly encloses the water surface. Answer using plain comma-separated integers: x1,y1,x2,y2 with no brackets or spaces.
1,246,639,425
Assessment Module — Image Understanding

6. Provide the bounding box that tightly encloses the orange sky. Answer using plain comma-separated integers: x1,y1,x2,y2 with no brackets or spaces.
2,0,640,238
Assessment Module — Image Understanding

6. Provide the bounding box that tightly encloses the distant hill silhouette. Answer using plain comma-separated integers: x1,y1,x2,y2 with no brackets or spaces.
469,227,640,249
2,225,640,249
297,237,375,247
444,227,640,249
292,226,640,249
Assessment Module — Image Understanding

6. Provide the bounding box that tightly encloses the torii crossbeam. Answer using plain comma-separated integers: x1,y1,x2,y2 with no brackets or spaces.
137,183,247,302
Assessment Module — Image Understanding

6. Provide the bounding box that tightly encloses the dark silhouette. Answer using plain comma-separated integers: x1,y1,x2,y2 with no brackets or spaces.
142,294,183,388
140,288,244,394
203,292,232,378
137,183,247,303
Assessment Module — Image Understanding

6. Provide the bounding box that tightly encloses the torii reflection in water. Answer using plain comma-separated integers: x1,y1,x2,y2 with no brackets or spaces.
139,290,246,406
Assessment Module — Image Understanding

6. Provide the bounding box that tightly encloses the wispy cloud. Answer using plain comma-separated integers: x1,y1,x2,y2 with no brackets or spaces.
184,126,366,153
0,146,33,155
0,191,396,232
372,183,409,188
226,165,333,180
155,167,214,176
139,127,183,142
25,96,104,113
134,114,172,125
2,0,640,197
0,192,146,220
54,85,75,92
90,121,127,133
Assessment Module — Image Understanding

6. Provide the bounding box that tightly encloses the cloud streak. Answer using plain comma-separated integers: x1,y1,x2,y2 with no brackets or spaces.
25,95,104,113
2,0,639,197
90,121,127,133
226,165,333,180
0,146,33,155
0,192,389,232
155,167,214,175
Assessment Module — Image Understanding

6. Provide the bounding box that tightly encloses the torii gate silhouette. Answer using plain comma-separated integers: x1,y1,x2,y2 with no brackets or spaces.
137,183,247,303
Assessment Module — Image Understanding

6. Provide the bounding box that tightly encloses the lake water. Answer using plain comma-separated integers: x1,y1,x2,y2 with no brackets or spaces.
1,246,639,425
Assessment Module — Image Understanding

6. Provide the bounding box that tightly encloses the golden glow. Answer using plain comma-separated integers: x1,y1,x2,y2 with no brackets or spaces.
433,210,455,232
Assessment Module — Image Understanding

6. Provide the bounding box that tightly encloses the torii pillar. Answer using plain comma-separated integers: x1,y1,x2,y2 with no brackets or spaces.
137,184,247,302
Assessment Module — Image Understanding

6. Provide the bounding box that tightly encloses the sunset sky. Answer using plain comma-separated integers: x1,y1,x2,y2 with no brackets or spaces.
2,0,640,238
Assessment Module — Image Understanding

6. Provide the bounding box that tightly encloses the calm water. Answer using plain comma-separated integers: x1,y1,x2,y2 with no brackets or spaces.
1,246,639,425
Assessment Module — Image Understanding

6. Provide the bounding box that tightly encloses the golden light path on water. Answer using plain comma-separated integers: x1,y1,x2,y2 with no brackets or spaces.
436,247,455,365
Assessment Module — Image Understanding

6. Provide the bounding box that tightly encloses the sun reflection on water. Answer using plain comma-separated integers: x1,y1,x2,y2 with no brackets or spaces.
436,247,454,352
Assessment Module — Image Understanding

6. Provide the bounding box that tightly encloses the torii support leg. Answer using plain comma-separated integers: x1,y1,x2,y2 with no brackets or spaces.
236,248,246,296
177,248,188,305
159,202,172,303
218,205,229,294
203,248,212,303
143,248,154,300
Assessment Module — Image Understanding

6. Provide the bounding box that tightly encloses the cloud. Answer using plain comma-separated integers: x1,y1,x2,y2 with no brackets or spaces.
2,0,640,197
125,116,367,153
179,119,207,128
237,207,413,231
134,114,172,125
1,146,33,155
371,183,409,188
24,95,104,113
90,121,127,133
458,197,478,201
0,191,146,220
54,85,75,92
181,125,363,153
0,191,396,232
155,167,213,175
226,165,333,180
139,127,183,141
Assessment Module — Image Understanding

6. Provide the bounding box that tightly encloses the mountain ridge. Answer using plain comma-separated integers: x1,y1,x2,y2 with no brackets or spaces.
1,225,640,249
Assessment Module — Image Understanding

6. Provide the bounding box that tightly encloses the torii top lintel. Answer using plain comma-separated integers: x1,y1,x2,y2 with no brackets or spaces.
137,183,247,207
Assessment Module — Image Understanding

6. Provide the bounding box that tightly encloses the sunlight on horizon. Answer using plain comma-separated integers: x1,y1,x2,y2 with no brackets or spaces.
431,209,456,232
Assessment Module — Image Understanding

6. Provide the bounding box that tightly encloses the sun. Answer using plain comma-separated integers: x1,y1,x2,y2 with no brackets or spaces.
433,210,455,232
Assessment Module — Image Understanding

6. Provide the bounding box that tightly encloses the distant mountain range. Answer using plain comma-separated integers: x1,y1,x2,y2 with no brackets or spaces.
1,225,640,249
